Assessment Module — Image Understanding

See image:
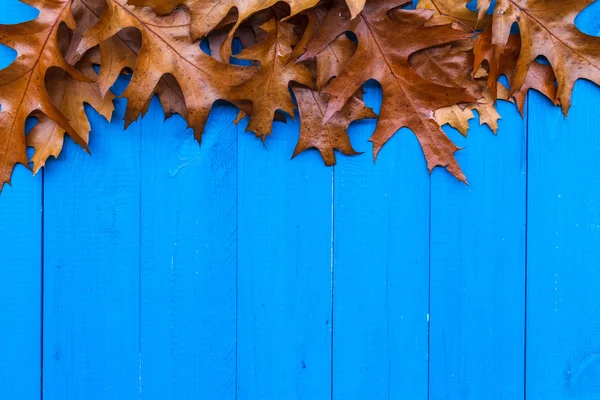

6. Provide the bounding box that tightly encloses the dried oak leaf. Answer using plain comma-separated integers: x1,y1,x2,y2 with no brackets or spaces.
291,84,376,165
483,0,598,114
124,0,366,51
297,0,476,182
28,55,116,173
411,40,511,135
70,0,188,120
73,0,255,142
474,29,559,114
229,19,314,140
0,0,92,188
68,0,140,98
124,0,327,61
292,7,357,91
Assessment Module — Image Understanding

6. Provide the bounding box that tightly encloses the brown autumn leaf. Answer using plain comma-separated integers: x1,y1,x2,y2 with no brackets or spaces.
297,0,476,182
291,7,357,91
229,19,314,140
67,0,140,98
416,0,490,29
73,0,255,142
124,0,366,59
125,0,319,61
474,29,559,115
483,0,599,114
69,0,188,121
0,0,93,188
410,39,511,136
413,0,503,135
28,56,116,173
291,84,376,165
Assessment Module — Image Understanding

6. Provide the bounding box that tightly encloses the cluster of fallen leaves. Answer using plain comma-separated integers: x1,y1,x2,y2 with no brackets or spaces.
0,0,597,189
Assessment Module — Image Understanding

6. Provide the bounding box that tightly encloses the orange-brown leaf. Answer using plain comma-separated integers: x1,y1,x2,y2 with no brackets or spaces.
124,0,365,57
410,40,509,135
125,0,326,61
68,0,140,98
70,0,189,120
474,29,559,114
293,7,357,91
73,0,255,142
230,20,314,140
0,0,92,189
28,60,115,173
297,0,476,182
484,0,597,114
291,84,376,165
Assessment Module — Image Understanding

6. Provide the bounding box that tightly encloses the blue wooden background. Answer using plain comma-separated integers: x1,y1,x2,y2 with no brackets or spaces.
2,1,600,399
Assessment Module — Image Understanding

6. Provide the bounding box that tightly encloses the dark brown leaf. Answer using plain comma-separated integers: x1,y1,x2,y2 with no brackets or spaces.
28,57,115,173
229,20,314,139
73,0,256,142
297,0,476,182
291,84,376,165
483,0,598,114
292,7,357,91
474,29,559,114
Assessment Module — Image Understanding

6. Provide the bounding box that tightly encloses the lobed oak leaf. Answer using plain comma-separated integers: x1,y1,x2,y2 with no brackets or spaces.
431,83,510,136
229,19,314,140
292,7,357,91
297,0,477,182
0,0,92,189
483,0,598,114
73,0,255,142
291,84,376,165
70,0,189,121
68,0,140,98
410,40,509,135
474,29,559,115
125,0,322,61
124,0,366,59
28,56,116,173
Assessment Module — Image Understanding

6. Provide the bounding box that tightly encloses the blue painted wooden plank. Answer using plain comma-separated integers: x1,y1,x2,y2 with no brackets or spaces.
236,112,333,399
527,81,600,400
331,81,429,400
0,169,41,400
0,172,41,400
139,98,237,399
0,3,44,399
429,102,526,400
42,95,140,398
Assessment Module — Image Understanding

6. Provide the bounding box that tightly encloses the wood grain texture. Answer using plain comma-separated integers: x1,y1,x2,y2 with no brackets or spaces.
332,81,430,400
139,98,237,399
429,101,527,400
527,81,600,400
0,4,43,398
42,85,141,398
236,111,333,400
